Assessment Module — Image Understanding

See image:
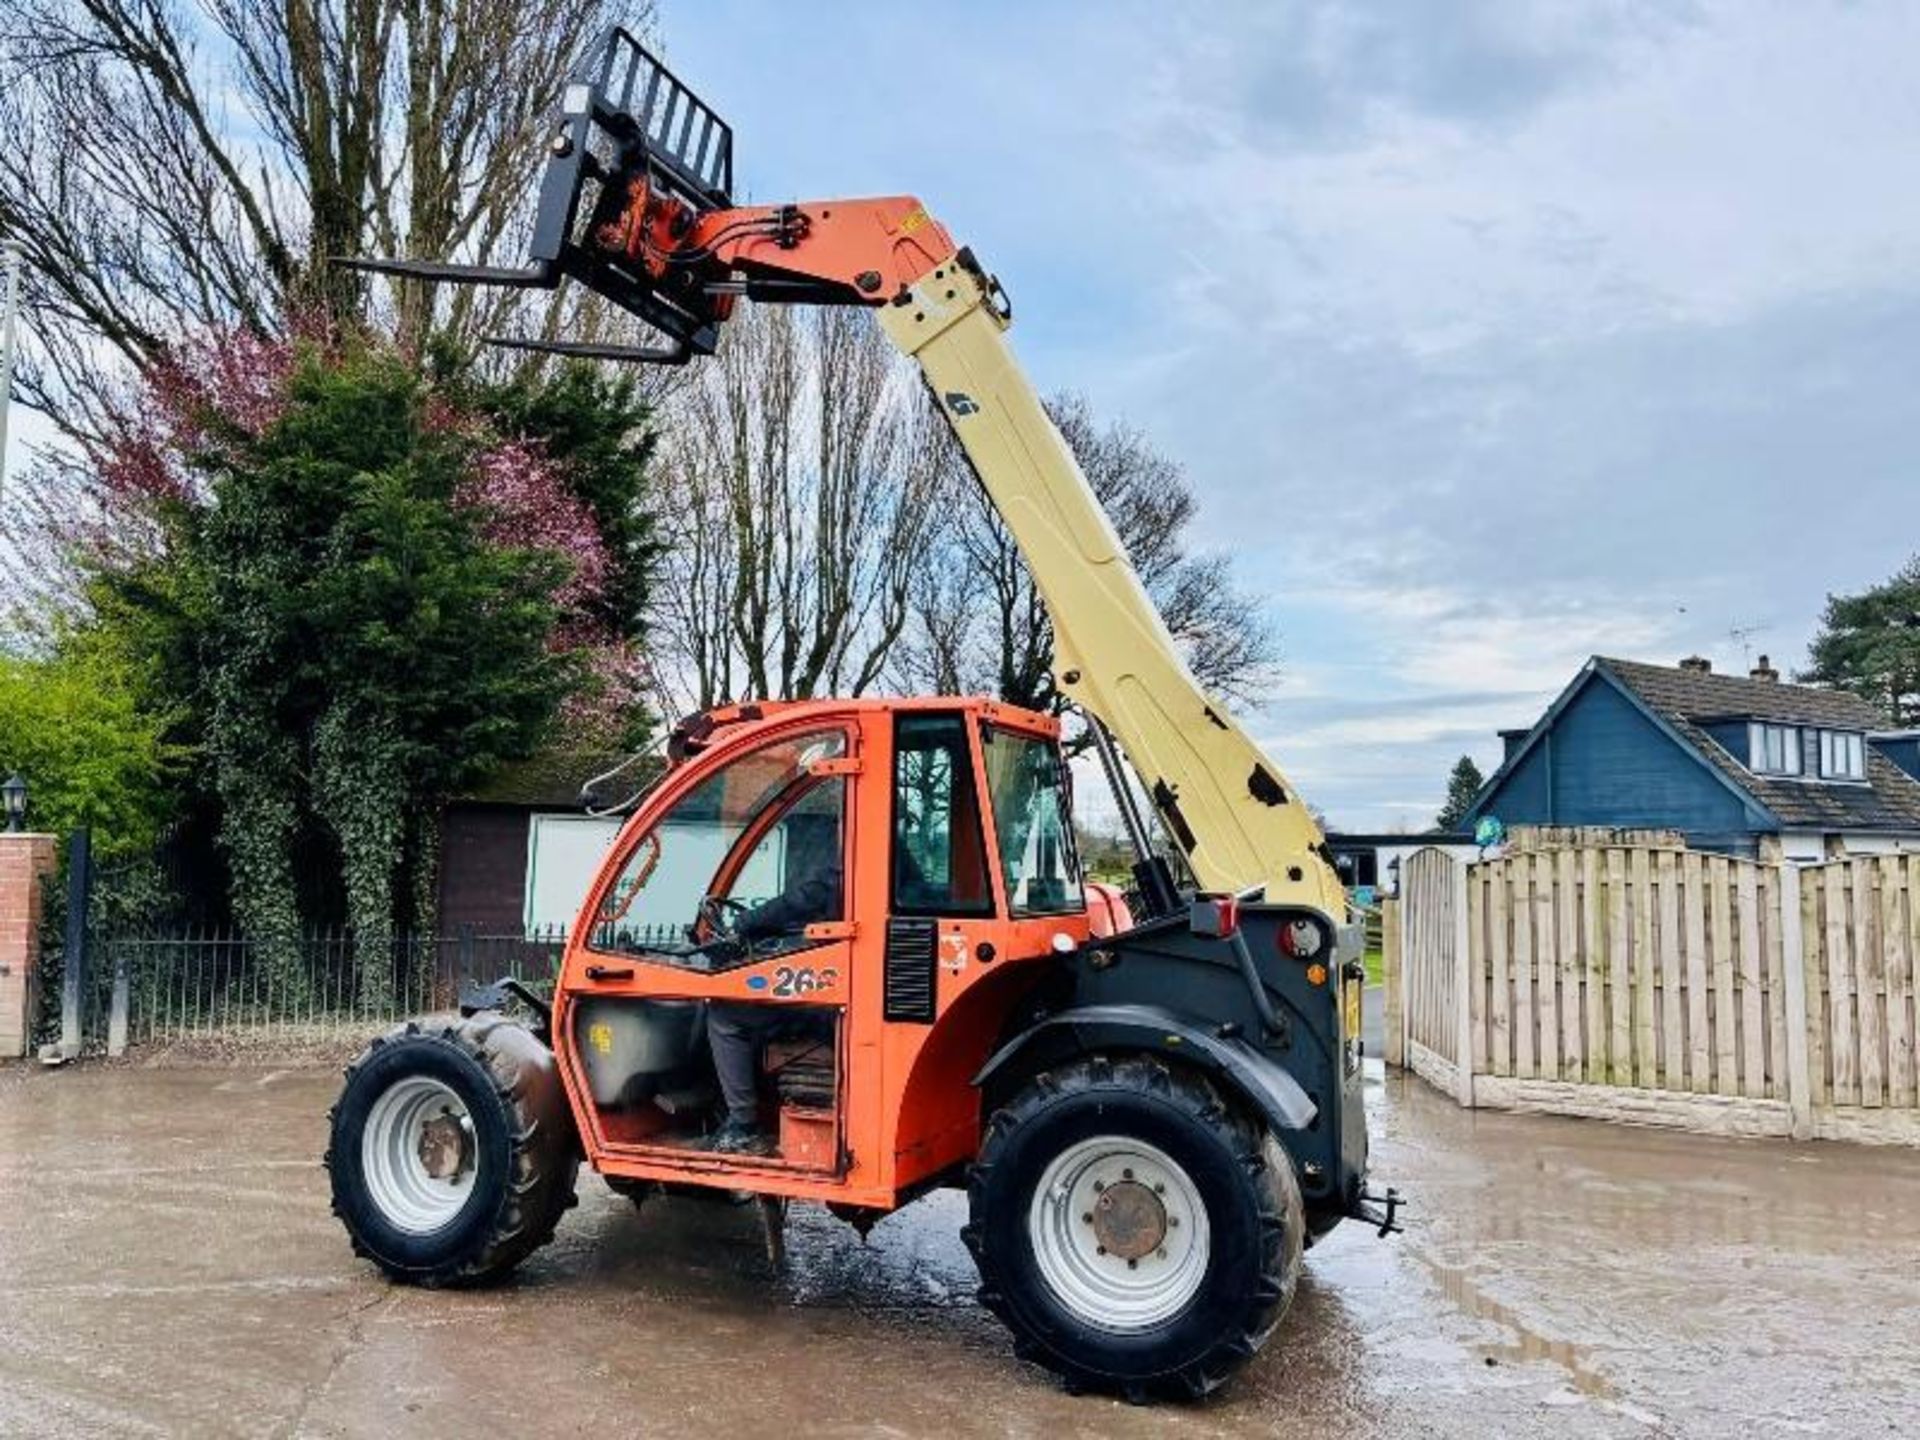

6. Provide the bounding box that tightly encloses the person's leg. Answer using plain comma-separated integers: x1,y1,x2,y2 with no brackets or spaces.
703,1004,778,1154
706,1004,764,1128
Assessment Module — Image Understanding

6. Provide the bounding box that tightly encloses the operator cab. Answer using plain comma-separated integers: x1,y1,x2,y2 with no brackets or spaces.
554,697,1089,1180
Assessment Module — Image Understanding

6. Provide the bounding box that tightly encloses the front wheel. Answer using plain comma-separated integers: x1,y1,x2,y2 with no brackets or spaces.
965,1056,1304,1400
326,1014,579,1286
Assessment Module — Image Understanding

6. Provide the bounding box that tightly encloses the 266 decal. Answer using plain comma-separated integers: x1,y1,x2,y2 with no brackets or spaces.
771,965,838,997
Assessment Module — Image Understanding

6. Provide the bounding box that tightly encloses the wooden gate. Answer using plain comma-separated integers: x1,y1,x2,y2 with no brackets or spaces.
1397,847,1472,1105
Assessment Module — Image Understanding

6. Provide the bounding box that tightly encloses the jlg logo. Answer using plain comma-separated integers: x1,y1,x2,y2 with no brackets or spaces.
945,392,979,416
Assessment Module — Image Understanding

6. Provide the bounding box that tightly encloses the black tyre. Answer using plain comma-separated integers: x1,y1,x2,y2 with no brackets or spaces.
326,1014,579,1286
965,1055,1304,1400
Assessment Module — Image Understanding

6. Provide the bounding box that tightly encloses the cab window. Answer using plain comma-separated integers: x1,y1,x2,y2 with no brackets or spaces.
979,726,1084,917
892,713,994,915
592,729,847,961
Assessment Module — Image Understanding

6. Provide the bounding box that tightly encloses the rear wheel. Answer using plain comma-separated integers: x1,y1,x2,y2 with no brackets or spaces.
327,1015,579,1286
966,1055,1304,1400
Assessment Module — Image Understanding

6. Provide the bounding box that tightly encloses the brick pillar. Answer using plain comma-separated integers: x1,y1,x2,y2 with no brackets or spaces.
0,833,59,1059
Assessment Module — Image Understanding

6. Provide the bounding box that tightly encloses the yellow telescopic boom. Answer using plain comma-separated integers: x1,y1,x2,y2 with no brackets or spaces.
881,269,1345,917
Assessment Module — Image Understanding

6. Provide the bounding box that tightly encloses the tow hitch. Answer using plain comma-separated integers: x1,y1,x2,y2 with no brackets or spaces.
1353,1186,1405,1237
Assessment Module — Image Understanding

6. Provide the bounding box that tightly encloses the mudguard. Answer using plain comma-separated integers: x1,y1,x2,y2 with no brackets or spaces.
973,1002,1318,1135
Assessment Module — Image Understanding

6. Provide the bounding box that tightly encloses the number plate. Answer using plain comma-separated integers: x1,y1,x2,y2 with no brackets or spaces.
1343,975,1363,1040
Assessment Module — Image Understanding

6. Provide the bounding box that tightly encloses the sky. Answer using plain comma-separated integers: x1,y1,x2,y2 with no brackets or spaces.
656,0,1920,831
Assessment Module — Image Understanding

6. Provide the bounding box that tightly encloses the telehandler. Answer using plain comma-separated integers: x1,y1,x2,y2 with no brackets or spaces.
326,29,1397,1400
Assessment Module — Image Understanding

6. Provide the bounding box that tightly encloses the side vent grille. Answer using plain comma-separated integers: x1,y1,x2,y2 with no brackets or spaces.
883,917,938,1022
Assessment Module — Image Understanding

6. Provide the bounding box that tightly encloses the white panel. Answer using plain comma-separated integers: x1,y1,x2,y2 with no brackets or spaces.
524,814,623,934
1836,833,1911,856
1777,831,1827,863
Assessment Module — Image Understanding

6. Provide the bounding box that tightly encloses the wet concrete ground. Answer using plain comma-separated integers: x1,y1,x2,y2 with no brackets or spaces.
2,1055,1917,1438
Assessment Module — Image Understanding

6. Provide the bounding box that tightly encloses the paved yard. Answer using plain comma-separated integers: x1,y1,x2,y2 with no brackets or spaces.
1,1056,1917,1438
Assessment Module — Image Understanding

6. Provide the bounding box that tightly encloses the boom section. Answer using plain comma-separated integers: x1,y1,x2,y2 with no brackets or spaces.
878,267,1343,913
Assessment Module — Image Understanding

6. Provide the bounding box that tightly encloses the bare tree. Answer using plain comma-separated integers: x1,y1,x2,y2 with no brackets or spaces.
893,392,1279,714
0,0,653,436
647,304,951,714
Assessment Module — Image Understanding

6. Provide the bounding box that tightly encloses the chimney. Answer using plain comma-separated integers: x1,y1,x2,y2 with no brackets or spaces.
1749,654,1779,683
1498,727,1530,762
1678,655,1712,674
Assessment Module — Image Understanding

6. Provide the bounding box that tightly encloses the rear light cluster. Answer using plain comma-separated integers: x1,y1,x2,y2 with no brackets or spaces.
1278,917,1322,960
1189,898,1328,965
1187,895,1240,939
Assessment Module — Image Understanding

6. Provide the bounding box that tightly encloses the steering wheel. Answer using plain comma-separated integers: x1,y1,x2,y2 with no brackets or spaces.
695,894,753,947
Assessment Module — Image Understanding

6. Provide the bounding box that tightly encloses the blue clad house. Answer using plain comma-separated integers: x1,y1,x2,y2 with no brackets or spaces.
1465,655,1920,862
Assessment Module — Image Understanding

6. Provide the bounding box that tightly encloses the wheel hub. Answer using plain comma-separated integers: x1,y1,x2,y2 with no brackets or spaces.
360,1075,479,1234
417,1110,473,1182
1028,1136,1212,1332
1092,1180,1167,1261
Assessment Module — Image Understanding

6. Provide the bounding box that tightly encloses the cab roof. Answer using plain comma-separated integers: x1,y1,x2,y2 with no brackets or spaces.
667,695,1059,766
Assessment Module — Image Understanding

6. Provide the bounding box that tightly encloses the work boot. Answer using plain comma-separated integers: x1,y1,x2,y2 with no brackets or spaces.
702,1117,775,1156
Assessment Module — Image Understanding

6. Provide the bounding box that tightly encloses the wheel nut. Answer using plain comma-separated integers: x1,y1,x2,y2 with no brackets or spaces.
1168,1216,1180,1228
1154,1182,1165,1194
1127,1258,1138,1269
1096,1245,1107,1256
1156,1247,1168,1259
1081,1212,1093,1224
1122,1168,1135,1181
1092,1180,1105,1193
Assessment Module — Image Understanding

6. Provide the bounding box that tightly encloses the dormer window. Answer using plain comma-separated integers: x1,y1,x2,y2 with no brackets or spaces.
1745,723,1866,780
1749,722,1802,775
1818,730,1865,780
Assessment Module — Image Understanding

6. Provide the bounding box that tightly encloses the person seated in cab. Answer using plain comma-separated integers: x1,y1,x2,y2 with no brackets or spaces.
701,827,843,1156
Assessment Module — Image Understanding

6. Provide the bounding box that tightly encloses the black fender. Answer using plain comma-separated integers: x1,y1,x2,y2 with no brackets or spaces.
972,1002,1318,1135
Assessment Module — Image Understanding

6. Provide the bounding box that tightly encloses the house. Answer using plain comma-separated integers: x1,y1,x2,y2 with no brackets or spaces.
437,747,642,935
1464,654,1920,862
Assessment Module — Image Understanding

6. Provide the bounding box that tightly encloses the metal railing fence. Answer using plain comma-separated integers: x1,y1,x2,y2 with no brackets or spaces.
80,925,590,1049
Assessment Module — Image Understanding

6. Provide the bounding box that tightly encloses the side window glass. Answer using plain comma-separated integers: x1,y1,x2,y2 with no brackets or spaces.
593,730,846,957
892,713,994,915
980,726,1085,917
719,777,847,956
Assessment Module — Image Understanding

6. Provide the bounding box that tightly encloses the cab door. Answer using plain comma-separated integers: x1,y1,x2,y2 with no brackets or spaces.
882,712,1001,1024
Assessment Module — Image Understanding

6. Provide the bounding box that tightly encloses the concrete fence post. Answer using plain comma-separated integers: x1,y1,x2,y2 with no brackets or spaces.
1777,863,1814,1140
107,943,131,1057
1452,856,1475,1108
1381,896,1404,1069
0,831,59,1059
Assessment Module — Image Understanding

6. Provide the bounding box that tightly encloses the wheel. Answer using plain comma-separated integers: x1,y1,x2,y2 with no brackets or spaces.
326,1014,579,1286
965,1055,1304,1400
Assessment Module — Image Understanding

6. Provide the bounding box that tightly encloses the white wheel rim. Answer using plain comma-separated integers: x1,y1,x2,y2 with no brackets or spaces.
360,1076,478,1234
1028,1136,1211,1332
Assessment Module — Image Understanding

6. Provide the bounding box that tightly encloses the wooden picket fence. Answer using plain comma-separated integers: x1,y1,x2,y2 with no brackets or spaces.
1384,843,1920,1146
